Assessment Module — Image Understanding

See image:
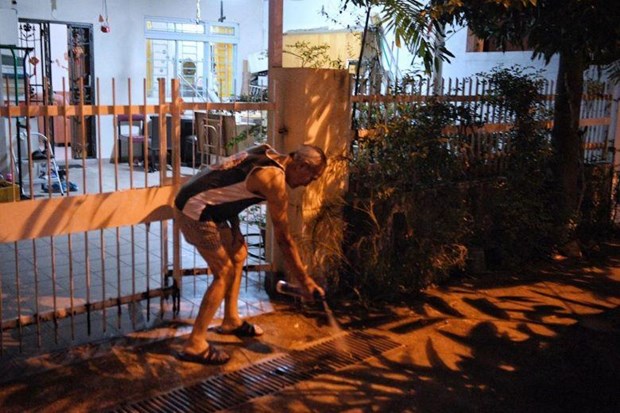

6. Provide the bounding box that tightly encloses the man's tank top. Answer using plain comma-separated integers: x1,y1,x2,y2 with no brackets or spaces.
174,144,285,222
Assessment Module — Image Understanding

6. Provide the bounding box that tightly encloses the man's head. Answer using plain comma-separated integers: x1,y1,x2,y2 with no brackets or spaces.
286,145,327,188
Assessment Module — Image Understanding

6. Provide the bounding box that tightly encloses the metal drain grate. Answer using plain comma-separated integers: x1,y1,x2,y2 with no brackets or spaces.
111,331,401,413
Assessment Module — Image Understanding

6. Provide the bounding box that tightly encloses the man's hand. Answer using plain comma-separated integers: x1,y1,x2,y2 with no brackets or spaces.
302,277,325,301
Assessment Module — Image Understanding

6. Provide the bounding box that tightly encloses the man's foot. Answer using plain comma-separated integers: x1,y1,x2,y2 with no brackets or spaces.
215,321,264,337
175,345,230,365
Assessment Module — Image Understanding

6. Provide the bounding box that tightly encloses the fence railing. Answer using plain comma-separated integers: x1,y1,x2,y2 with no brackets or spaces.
351,75,617,167
0,77,272,357
0,70,617,357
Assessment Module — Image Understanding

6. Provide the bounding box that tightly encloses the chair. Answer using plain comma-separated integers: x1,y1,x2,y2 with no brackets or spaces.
199,115,224,167
116,114,156,171
195,112,238,168
149,114,173,171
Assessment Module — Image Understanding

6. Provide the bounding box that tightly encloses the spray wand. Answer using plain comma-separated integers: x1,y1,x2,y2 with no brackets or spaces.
276,280,326,302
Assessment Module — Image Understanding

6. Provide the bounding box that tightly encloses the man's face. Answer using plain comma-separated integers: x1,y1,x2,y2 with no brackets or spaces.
287,162,322,188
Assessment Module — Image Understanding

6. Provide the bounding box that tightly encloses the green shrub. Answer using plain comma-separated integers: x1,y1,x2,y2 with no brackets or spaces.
345,99,475,300
470,66,556,267
344,65,561,301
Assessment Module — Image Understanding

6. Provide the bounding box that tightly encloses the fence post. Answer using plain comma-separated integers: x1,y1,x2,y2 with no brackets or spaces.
170,78,182,304
610,83,620,170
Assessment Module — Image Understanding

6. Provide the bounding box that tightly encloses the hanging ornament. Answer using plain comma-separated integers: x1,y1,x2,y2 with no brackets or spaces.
195,0,201,24
50,0,58,19
29,55,40,76
100,0,110,33
218,0,226,23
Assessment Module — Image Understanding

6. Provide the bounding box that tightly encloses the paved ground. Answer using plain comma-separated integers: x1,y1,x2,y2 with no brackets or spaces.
0,242,619,412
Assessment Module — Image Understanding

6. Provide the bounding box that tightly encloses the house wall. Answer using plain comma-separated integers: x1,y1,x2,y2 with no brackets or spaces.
0,0,266,160
282,30,360,68
441,24,560,81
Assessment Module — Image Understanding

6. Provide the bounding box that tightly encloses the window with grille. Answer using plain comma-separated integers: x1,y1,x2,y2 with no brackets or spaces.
145,17,238,101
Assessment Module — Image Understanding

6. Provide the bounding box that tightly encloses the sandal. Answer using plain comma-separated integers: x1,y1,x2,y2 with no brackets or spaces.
175,345,230,365
215,321,264,338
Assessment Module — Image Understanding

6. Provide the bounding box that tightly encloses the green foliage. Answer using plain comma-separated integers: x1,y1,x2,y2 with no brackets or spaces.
346,98,476,300
603,59,620,85
345,66,560,301
343,1,620,70
241,203,266,228
342,0,451,74
469,66,556,267
578,164,614,245
430,0,620,65
301,200,349,294
226,123,267,150
343,0,620,251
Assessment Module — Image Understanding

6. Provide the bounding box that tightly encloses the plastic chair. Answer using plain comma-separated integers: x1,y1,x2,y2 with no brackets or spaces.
117,114,155,171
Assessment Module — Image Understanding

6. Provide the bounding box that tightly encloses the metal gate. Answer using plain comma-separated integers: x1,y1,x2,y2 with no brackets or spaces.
0,77,272,357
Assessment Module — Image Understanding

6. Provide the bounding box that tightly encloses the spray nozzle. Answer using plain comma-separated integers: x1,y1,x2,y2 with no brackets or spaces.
276,280,326,302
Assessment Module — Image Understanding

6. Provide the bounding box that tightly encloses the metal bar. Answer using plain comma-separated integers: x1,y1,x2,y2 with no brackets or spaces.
142,78,149,184
49,236,59,344
0,287,174,331
197,380,241,408
193,382,229,410
144,394,178,412
115,226,122,330
127,78,135,186
161,390,193,411
0,266,3,354
145,225,151,323
67,233,75,340
0,102,274,118
130,225,137,330
14,241,23,351
170,79,182,306
177,386,215,412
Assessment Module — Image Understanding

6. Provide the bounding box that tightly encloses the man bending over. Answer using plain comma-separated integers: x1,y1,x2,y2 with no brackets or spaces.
174,143,327,364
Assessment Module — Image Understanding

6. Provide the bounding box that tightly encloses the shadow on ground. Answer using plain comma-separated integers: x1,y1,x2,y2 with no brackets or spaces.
0,243,618,412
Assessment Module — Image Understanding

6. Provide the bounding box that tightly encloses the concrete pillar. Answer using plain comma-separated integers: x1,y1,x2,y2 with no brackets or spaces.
268,67,353,284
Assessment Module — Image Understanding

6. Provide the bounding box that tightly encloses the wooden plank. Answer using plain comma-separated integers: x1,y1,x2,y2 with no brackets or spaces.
0,102,273,117
0,185,178,243
579,117,611,127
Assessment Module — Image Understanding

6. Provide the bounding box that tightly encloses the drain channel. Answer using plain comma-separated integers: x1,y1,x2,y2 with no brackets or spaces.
111,331,401,413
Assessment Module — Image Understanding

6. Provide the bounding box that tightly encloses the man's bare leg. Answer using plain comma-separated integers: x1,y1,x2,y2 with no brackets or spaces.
219,224,246,329
218,221,264,335
183,245,235,355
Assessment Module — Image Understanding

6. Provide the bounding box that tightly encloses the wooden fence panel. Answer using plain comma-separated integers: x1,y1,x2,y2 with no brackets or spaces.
351,75,617,173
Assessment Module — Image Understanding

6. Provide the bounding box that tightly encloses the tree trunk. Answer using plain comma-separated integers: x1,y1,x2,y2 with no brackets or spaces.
551,51,585,239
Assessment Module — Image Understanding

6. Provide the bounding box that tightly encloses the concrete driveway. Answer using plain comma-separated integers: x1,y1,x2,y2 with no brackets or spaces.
0,243,619,413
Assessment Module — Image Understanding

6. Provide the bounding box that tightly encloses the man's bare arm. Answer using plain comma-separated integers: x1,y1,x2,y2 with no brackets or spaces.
246,168,323,297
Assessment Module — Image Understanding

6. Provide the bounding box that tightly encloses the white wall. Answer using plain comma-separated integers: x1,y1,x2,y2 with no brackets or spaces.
3,0,265,90
441,24,559,81
283,0,361,31
1,0,266,159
